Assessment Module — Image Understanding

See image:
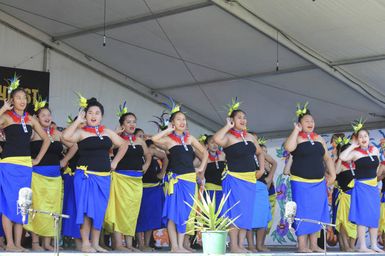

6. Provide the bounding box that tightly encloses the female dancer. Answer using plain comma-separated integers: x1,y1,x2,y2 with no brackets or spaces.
62,97,127,253
334,136,356,251
284,102,335,253
339,125,383,252
204,135,226,210
152,99,208,253
378,161,385,247
247,137,277,252
105,109,152,252
136,139,168,251
24,102,75,251
0,82,50,252
213,98,265,253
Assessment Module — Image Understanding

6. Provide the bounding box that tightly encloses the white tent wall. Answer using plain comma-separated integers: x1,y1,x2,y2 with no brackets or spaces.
0,22,209,136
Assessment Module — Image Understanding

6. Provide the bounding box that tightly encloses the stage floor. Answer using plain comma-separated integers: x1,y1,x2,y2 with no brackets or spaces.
0,248,382,255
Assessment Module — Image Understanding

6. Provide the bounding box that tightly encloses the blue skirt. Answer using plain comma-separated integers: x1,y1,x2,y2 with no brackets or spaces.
0,161,32,224
162,173,196,233
252,181,272,229
222,174,256,230
291,179,329,236
349,179,380,228
136,184,165,232
74,170,111,230
62,172,80,238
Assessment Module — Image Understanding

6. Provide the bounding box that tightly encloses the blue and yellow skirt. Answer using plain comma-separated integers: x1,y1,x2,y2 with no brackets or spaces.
105,170,143,236
61,167,80,239
0,157,32,224
335,189,356,239
24,165,63,237
252,181,272,229
379,192,385,234
222,170,256,230
162,172,197,234
205,183,223,214
290,176,329,236
136,182,165,233
349,178,379,228
74,168,111,230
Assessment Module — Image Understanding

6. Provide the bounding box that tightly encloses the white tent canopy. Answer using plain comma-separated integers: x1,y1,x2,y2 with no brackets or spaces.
0,0,384,137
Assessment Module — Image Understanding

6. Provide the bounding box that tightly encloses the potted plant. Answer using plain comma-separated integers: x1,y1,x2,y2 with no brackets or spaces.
185,190,239,255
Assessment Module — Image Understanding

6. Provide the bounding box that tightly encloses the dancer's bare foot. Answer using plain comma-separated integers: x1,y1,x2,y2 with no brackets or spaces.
239,246,251,253
115,246,130,251
297,247,312,253
93,245,108,252
246,246,258,253
5,245,23,252
139,246,154,252
43,244,55,251
371,246,384,253
357,247,375,253
230,245,248,253
32,242,44,251
310,245,325,253
170,246,190,253
257,246,271,252
128,246,141,252
81,244,97,253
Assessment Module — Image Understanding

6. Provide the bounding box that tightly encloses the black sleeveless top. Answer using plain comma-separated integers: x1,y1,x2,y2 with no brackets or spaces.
77,136,112,172
167,145,195,175
68,151,79,171
291,141,325,179
205,161,225,186
2,124,32,158
336,170,354,192
114,145,144,170
31,140,63,166
354,156,379,180
143,158,161,183
0,140,5,159
224,141,258,172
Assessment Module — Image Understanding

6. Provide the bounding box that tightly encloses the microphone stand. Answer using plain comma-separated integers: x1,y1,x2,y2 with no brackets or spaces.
294,217,336,256
27,208,69,256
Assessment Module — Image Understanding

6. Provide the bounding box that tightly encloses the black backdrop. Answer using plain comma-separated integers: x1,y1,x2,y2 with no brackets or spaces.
0,66,50,113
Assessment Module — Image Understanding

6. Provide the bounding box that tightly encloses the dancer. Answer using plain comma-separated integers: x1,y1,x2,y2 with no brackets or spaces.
339,121,383,252
203,135,226,210
213,98,265,253
284,102,335,253
378,160,385,247
62,96,128,253
105,105,152,252
247,136,277,252
136,139,168,251
0,76,50,252
334,136,356,252
24,100,74,251
152,98,208,253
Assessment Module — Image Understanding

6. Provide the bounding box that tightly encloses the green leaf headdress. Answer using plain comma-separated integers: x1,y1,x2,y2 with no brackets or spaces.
6,73,21,94
334,136,350,146
295,102,309,118
198,134,208,144
226,97,241,117
352,117,365,134
116,101,128,117
162,96,181,115
75,92,88,109
257,137,267,146
33,95,47,112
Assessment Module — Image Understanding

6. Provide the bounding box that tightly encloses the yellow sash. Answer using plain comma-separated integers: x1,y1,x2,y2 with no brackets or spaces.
223,169,256,183
290,175,324,183
143,182,161,188
349,177,377,188
167,172,196,195
76,165,111,177
0,156,32,167
63,166,74,176
205,183,222,191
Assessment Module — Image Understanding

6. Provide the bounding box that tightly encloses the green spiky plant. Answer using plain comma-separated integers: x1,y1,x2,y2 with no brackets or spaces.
184,189,240,232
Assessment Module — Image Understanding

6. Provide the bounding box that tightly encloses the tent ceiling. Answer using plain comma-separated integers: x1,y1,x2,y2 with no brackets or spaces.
0,0,384,137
